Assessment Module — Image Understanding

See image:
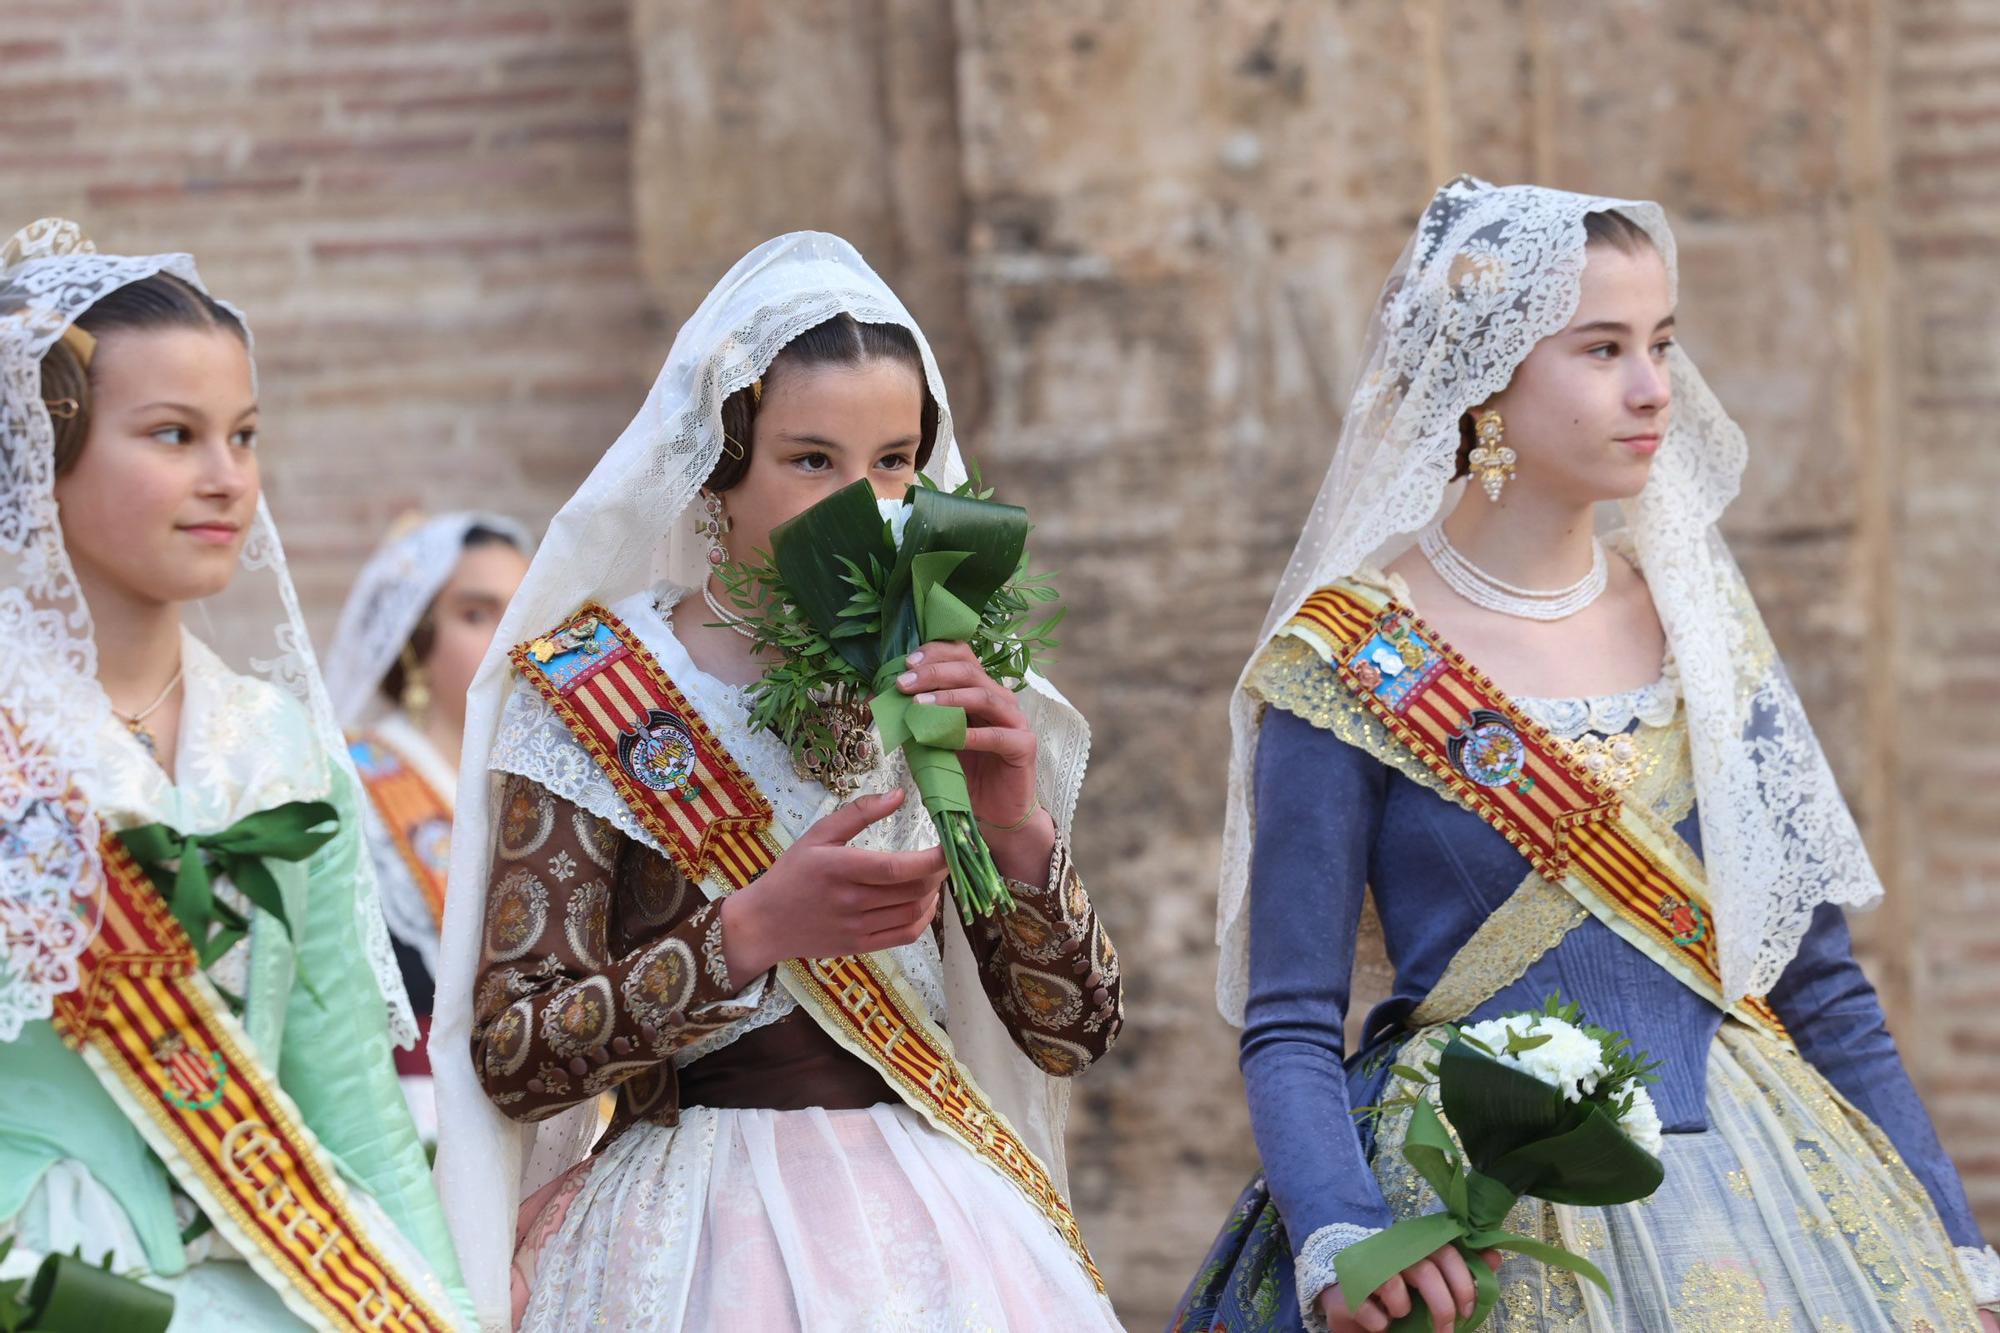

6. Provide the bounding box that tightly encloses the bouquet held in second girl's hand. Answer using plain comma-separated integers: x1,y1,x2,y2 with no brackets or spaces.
714,471,1064,920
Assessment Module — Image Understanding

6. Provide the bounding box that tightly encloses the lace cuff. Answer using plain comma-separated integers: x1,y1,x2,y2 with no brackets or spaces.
1296,1222,1382,1333
701,965,770,1015
1959,1244,2000,1309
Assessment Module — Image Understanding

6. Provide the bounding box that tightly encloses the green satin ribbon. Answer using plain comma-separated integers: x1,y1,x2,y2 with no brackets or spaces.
1332,1097,1612,1331
869,550,983,814
115,800,338,970
0,1251,173,1333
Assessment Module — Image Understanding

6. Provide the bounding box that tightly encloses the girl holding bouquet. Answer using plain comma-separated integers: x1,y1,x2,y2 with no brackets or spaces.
1175,180,1999,1332
430,232,1123,1331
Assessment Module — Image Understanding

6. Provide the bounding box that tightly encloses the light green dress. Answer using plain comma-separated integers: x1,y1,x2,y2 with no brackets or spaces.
0,633,473,1329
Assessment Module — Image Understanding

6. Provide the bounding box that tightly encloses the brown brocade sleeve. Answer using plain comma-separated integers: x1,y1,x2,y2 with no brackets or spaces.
961,838,1124,1077
469,773,770,1122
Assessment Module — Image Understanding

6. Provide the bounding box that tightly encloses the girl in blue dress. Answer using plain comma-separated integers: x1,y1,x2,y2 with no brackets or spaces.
1175,179,1999,1333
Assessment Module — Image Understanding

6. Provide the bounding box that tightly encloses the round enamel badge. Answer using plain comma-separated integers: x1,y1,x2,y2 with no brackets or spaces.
619,709,700,794
1448,708,1527,788
411,816,452,873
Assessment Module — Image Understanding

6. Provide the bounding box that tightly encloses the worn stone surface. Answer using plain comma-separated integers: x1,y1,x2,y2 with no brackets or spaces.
3,0,1996,1322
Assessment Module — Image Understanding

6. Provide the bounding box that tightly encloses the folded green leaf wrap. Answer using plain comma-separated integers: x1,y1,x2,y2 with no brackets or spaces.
768,479,1042,918
3,1251,174,1333
1333,1037,1664,1330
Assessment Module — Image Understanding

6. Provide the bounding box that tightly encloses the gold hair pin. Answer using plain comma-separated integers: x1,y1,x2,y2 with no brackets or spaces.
58,323,96,368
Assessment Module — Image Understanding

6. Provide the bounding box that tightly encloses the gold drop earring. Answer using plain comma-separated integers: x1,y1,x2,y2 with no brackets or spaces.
1468,409,1517,502
400,645,432,726
697,488,732,568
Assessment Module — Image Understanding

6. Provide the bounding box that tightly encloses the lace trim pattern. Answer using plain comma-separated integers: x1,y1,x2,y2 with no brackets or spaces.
0,230,188,1041
1515,659,1682,742
1408,873,1591,1028
1960,1244,2000,1309
1296,1222,1384,1332
244,500,417,1049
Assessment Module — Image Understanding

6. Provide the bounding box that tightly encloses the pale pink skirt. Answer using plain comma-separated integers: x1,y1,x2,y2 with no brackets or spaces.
513,1102,1123,1332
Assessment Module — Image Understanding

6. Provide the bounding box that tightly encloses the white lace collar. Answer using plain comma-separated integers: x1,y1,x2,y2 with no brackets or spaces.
83,627,329,834
1514,662,1681,742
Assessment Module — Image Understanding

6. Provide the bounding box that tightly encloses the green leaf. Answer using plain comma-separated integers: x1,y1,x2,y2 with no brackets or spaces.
769,478,896,679
880,485,1030,659
1481,1103,1665,1205
1435,1037,1570,1165
1333,1212,1467,1318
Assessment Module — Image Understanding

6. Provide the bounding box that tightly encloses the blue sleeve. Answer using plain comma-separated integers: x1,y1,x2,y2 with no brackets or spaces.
1240,706,1398,1251
1766,903,1986,1249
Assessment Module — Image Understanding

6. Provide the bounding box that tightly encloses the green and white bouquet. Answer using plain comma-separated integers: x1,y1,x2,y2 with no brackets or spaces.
1341,995,1666,1330
714,473,1064,921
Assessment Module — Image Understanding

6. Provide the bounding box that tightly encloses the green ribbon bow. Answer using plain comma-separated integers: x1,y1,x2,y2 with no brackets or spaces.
116,800,338,970
869,549,984,815
1331,1096,1614,1331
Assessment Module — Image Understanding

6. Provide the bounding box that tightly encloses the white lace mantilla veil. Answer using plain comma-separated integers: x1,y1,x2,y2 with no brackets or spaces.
431,231,1094,1329
0,218,416,1049
322,510,536,731
1214,176,1886,1025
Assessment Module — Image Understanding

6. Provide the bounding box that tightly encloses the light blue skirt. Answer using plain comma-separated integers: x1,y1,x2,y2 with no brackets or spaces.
1363,1022,1982,1331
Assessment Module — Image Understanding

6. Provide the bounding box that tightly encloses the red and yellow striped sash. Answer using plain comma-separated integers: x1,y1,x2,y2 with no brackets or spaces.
53,836,457,1332
512,604,1103,1291
350,734,452,928
1284,583,1786,1037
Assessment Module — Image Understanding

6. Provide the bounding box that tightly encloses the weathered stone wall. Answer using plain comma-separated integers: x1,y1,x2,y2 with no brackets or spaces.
4,1,1996,1323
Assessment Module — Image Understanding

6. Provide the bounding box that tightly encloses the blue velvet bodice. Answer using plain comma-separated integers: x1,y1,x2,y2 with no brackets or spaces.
1240,700,1985,1254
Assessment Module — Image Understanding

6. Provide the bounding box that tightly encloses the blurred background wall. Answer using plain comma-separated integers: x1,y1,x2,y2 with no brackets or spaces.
5,0,1997,1323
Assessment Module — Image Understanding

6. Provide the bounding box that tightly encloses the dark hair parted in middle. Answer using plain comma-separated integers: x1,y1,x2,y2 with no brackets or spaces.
705,313,939,491
1451,208,1660,480
39,271,249,476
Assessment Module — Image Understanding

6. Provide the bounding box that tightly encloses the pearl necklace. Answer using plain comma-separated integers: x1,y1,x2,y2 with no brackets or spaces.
702,583,761,641
1418,522,1608,622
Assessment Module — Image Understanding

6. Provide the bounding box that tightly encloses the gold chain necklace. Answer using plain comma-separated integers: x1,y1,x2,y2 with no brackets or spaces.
112,663,185,759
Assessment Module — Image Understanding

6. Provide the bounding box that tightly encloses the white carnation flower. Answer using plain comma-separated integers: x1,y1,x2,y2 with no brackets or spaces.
1460,1013,1607,1104
878,495,912,548
1618,1084,1663,1157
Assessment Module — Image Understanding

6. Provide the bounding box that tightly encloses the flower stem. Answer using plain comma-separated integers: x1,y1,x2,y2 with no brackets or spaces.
933,809,1013,921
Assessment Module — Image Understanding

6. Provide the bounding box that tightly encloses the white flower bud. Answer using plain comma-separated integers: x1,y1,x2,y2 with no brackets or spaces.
878,495,912,548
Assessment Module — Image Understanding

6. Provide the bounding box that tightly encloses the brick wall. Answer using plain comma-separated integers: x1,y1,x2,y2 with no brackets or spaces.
0,0,655,630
